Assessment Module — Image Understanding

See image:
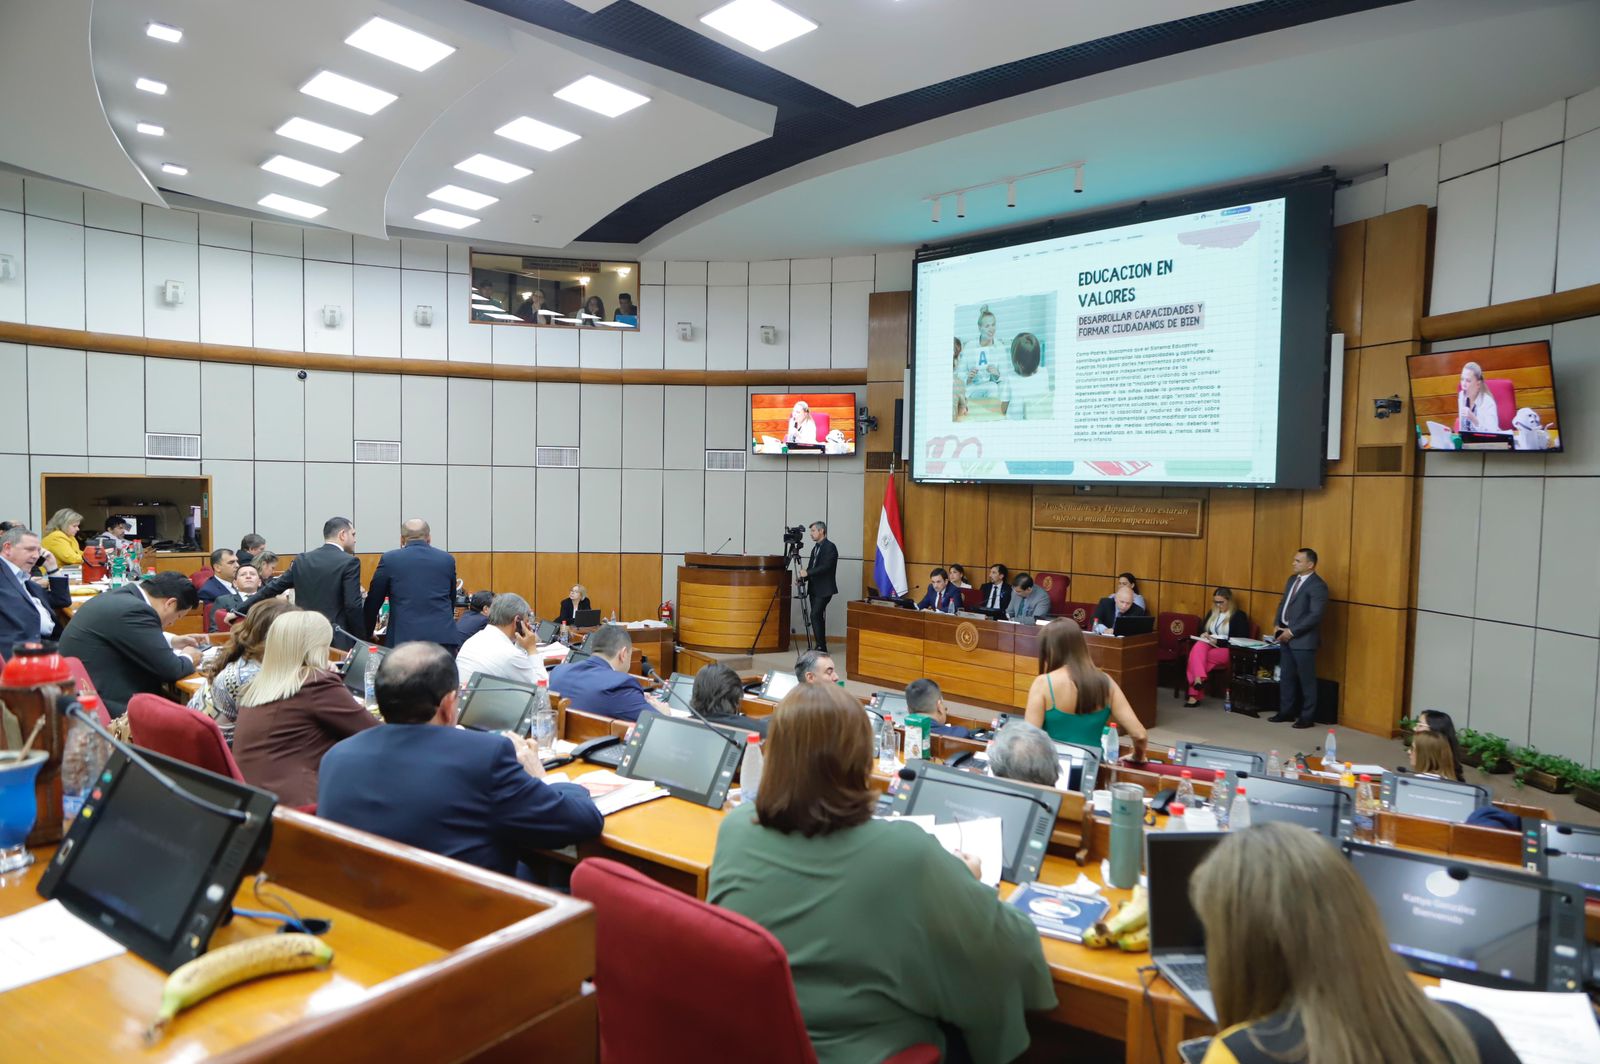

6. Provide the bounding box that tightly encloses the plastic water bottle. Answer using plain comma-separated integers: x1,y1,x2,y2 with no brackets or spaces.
1223,688,1232,713
1266,749,1281,777
1284,755,1300,781
878,717,899,772
363,649,379,709
1231,786,1252,830
1166,803,1188,831
532,681,555,756
740,734,764,805
1175,769,1197,810
1323,729,1338,772
1353,774,1378,843
1101,724,1119,766
609,609,617,624
1209,770,1231,829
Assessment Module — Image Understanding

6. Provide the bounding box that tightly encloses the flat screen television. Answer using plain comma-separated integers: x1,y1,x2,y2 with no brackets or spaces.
751,392,857,455
911,177,1334,487
1406,340,1562,452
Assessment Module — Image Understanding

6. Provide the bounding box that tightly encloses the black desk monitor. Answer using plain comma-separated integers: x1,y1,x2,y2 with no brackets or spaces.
1053,741,1101,796
572,608,603,627
1379,773,1488,824
757,670,799,702
664,672,697,708
38,748,277,972
868,595,917,610
562,646,595,667
1112,614,1156,637
537,619,558,644
1523,820,1600,900
888,763,1062,884
616,713,743,809
457,673,539,737
1172,741,1265,777
1342,842,1589,991
1238,775,1351,839
340,640,389,695
867,691,908,720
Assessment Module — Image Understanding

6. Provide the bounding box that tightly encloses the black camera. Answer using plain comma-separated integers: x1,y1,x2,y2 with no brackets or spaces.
783,525,805,547
1373,395,1403,419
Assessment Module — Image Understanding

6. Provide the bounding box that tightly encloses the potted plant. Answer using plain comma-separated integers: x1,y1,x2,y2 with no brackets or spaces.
1573,765,1600,814
1457,729,1510,772
1510,747,1581,794
1398,717,1417,747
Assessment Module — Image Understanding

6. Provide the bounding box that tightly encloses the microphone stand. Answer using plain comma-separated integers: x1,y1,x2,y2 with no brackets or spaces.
640,658,744,755
892,763,1060,817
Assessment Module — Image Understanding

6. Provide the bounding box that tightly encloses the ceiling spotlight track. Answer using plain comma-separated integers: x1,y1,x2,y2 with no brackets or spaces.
922,160,1085,221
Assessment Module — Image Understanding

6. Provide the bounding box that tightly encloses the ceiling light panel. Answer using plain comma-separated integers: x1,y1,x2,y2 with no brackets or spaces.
135,77,167,95
414,208,478,229
276,117,362,153
300,70,396,115
495,116,580,152
261,154,340,187
345,17,455,71
161,163,188,176
699,0,818,52
455,154,531,183
146,22,182,43
554,75,649,118
428,184,497,210
258,193,325,219
135,122,164,136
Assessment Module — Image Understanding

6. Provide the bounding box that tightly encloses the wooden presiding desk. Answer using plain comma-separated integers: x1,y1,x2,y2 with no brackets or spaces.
0,810,596,1062
847,601,1160,726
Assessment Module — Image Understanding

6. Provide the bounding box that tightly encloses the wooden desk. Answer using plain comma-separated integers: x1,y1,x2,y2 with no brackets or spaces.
0,810,595,1062
847,602,1160,726
676,553,790,654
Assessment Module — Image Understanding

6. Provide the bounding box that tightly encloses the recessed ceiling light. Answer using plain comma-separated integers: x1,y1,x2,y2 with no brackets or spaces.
135,122,164,136
276,117,362,153
495,116,580,152
345,17,455,72
454,154,531,183
414,208,478,230
554,75,650,118
161,163,188,176
699,0,817,52
258,193,325,219
299,70,396,115
146,22,183,43
135,77,168,95
261,154,340,187
428,184,498,210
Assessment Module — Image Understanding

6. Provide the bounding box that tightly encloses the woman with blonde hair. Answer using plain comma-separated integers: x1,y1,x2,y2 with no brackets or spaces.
1191,823,1517,1064
1409,729,1459,780
1184,587,1252,707
786,400,817,446
232,610,377,806
557,583,591,626
1458,360,1501,432
41,508,84,565
709,682,1053,1063
188,599,298,745
1024,619,1148,756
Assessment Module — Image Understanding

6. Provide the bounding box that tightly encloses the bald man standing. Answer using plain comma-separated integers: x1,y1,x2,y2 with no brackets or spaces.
365,518,461,651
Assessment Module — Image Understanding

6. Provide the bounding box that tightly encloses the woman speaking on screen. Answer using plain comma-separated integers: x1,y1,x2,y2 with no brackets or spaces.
786,401,817,445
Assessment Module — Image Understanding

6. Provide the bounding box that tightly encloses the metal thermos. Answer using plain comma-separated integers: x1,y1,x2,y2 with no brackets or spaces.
1109,782,1145,889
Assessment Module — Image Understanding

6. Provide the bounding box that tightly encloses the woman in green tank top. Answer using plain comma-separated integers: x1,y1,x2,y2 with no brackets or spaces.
1024,619,1148,759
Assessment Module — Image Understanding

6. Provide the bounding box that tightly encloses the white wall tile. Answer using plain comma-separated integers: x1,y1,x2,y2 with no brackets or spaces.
199,213,250,250
662,387,704,468
622,284,663,368
703,471,743,555
705,387,746,451
84,228,143,335
665,260,707,284
145,359,200,433
746,284,790,370
707,261,747,285
254,461,306,553
84,191,141,234
400,376,447,462
142,237,199,341
705,285,747,370
199,362,253,461
789,283,831,369
1468,619,1534,743
254,367,305,461
1570,85,1600,139
744,471,786,555
448,272,492,363
1556,130,1600,292
0,173,18,213
661,470,704,553
447,378,493,465
491,466,537,551
621,468,663,552
145,459,199,475
199,246,252,345
1529,630,1598,756
1430,169,1499,316
639,261,664,285
1333,176,1385,225
748,260,788,285
252,253,304,351
827,470,865,559
85,352,144,457
621,385,664,468
140,206,195,244
251,221,300,258
353,265,399,358
578,467,621,552
400,238,446,271
493,321,537,366
303,228,352,263
536,468,579,550
580,384,622,467
1536,477,1600,637
537,324,578,368
784,471,828,530
832,255,875,283
875,251,913,292
202,459,253,542
1474,477,1544,625
492,381,538,465
24,216,85,329
88,457,145,474
791,258,830,284
1384,146,1439,212
579,328,622,369
303,260,354,355
1501,100,1566,159
447,465,492,551
401,464,448,547
447,243,471,274
1547,316,1600,476
353,235,399,267
353,373,401,441
0,344,25,451
1415,477,1482,616
0,454,23,528
28,347,85,454
305,371,353,463
1439,124,1501,180
830,281,871,368
537,382,580,446
1490,145,1561,305
304,463,354,554
400,269,447,359
663,285,707,370
353,463,401,551
0,211,23,323
24,179,82,224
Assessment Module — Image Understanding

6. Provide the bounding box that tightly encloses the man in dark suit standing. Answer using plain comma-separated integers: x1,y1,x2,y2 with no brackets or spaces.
57,572,202,717
365,519,459,651
236,516,364,649
196,548,239,612
0,526,70,648
797,520,838,653
318,643,603,877
1268,547,1330,729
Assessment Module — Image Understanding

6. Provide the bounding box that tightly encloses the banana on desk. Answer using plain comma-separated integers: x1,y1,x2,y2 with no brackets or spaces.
1081,887,1149,952
146,933,334,1043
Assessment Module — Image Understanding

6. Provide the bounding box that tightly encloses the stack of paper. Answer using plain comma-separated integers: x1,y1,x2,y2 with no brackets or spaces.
1425,980,1600,1064
548,769,667,816
0,900,126,993
896,815,1005,887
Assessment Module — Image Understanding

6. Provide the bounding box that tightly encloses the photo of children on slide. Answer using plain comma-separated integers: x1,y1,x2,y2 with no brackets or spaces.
952,293,1058,421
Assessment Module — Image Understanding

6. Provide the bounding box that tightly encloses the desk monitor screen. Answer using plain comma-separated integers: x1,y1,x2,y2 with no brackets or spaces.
1379,774,1488,824
1406,341,1562,453
38,747,276,972
869,691,908,720
457,674,539,736
890,762,1062,884
1342,842,1588,991
665,672,697,709
617,713,742,808
1239,775,1349,839
1111,614,1156,637
109,515,141,538
759,670,799,701
562,647,594,667
1054,741,1101,795
1173,742,1265,777
1524,820,1600,899
340,640,389,694
537,619,558,644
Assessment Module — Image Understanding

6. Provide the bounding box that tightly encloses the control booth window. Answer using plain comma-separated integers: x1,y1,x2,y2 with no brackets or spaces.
470,253,640,329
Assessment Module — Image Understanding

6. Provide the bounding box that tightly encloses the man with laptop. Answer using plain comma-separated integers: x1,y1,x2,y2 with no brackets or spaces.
547,624,667,723
318,642,603,878
456,593,549,689
1091,586,1147,634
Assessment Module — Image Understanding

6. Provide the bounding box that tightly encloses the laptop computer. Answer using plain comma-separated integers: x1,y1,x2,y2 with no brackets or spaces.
1147,831,1226,1023
572,608,603,627
1111,614,1156,637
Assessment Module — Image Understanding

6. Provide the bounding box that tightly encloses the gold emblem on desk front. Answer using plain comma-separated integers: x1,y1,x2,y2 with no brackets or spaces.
955,621,980,651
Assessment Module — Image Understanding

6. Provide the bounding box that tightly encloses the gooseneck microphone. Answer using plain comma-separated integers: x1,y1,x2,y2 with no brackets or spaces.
639,657,743,754
894,763,1060,816
710,537,733,555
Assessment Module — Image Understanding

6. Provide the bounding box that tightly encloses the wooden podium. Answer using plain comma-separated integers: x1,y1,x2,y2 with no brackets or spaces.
676,554,791,654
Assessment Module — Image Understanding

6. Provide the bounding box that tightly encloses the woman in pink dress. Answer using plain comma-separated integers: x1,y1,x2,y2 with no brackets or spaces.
1185,587,1252,707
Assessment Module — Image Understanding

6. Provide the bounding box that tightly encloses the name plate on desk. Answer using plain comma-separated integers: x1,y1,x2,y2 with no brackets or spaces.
1032,493,1203,537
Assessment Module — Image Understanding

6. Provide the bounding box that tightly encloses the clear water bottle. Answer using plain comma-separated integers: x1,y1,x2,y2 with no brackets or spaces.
1209,770,1231,829
531,683,556,757
1266,749,1281,777
740,734,764,805
1231,785,1252,830
878,717,899,772
1353,774,1379,843
1166,803,1188,831
1175,769,1197,810
1323,728,1338,772
609,609,618,624
1223,688,1232,713
363,648,379,709
1101,723,1119,766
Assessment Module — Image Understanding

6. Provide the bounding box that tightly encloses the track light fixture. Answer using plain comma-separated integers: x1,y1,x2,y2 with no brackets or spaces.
922,160,1084,224
931,197,941,223
1007,181,1016,208
955,192,966,219
1074,166,1084,194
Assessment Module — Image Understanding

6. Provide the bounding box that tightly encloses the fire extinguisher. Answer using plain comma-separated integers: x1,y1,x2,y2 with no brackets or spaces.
659,600,674,625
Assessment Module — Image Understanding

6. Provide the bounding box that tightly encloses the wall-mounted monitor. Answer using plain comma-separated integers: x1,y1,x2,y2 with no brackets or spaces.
910,177,1334,487
751,392,857,455
1406,340,1562,452
470,252,639,328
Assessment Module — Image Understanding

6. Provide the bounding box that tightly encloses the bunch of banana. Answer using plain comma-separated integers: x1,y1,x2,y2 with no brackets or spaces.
1081,887,1149,951
145,933,334,1043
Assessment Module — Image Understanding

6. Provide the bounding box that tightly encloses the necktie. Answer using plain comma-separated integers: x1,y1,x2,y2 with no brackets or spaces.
1285,575,1304,609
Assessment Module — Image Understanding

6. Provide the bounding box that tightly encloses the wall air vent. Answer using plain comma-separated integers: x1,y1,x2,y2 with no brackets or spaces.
354,440,401,464
145,433,200,460
706,449,747,471
537,446,581,468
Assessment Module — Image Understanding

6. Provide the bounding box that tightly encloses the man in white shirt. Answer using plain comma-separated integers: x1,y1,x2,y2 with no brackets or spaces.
0,526,69,647
456,592,548,689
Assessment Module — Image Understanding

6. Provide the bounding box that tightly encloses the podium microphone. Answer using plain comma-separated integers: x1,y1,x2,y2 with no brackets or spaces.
710,537,733,555
640,657,742,754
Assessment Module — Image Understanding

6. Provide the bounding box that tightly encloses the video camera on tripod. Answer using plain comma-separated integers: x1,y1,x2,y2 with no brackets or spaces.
782,524,806,565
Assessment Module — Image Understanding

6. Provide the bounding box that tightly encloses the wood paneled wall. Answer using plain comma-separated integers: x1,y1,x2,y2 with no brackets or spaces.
353,551,662,624
862,206,1431,736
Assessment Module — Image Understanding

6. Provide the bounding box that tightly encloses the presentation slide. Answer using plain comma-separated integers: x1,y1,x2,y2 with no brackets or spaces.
912,190,1328,487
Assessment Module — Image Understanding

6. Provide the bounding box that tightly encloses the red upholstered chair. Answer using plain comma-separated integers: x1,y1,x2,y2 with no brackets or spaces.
126,693,244,782
1063,601,1094,628
190,567,214,590
1033,571,1070,615
1157,612,1202,697
811,411,832,440
959,585,984,610
572,858,938,1064
1455,378,1516,431
211,606,236,633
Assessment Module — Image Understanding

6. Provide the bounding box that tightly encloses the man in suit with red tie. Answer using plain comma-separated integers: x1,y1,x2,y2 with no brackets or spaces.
1268,547,1329,729
916,567,962,614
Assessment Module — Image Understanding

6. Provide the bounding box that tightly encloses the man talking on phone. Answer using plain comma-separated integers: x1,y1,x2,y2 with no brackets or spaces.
456,593,548,689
